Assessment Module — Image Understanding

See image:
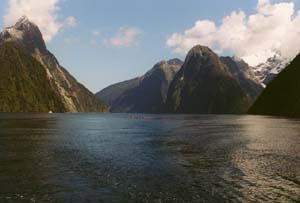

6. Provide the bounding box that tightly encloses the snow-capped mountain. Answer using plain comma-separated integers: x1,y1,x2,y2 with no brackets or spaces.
252,53,290,86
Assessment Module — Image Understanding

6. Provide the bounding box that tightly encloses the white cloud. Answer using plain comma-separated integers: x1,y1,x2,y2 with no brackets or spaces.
92,30,101,36
166,0,300,66
4,0,77,42
104,27,142,48
64,16,77,27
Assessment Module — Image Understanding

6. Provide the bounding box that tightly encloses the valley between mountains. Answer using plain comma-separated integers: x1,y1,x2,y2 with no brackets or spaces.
0,16,297,117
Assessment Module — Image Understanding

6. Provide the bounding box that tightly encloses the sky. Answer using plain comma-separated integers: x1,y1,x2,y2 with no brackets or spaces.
0,0,300,92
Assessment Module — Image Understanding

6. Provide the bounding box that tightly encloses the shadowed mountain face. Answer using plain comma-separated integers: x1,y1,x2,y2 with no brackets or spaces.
220,56,263,103
166,45,252,114
249,54,300,117
0,41,66,112
0,16,107,112
96,59,183,113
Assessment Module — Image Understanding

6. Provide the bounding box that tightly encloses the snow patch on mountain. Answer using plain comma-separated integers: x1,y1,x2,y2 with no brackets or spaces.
252,52,290,86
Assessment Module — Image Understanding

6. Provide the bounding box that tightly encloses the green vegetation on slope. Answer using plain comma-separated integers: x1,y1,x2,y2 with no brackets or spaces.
0,41,66,112
0,17,108,113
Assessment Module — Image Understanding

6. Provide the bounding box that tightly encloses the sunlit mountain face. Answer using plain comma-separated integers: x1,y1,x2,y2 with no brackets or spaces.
251,52,290,86
0,16,108,113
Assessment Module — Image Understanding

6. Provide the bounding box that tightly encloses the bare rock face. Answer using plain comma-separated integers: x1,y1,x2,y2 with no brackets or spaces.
97,59,183,113
0,16,107,112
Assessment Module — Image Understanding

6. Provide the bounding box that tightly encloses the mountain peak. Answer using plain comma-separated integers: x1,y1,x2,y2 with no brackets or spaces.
166,45,251,114
13,16,39,31
189,45,214,55
167,58,183,65
185,45,218,65
145,58,182,79
155,58,183,68
0,16,47,54
16,16,30,24
182,44,225,76
97,58,182,113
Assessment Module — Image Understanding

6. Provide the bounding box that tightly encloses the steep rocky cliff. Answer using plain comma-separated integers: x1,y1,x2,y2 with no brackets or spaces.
0,41,65,112
0,16,107,112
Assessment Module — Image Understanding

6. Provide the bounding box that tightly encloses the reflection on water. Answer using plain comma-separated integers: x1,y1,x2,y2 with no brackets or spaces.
0,113,299,202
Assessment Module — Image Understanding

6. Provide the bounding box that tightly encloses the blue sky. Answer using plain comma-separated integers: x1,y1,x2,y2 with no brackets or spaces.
0,0,298,92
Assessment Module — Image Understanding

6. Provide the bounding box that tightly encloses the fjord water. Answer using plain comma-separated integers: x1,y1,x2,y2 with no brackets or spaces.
0,114,299,202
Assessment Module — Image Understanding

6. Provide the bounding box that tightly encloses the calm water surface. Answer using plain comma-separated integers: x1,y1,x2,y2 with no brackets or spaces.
0,114,299,202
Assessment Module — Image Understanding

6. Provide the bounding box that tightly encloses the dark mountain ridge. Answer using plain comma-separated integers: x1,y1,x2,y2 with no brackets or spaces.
166,45,255,114
97,59,183,113
249,54,300,117
98,45,263,114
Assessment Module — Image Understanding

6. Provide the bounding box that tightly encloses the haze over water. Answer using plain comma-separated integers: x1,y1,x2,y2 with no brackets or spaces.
0,114,299,202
